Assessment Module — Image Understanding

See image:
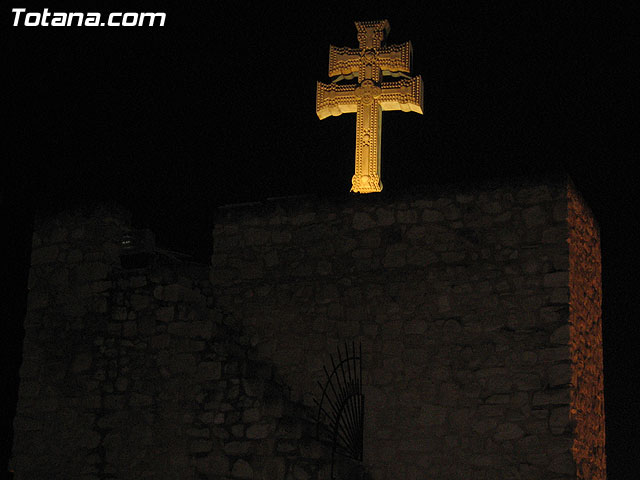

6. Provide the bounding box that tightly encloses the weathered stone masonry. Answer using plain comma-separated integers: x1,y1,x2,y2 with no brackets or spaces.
11,207,346,480
211,178,605,480
568,183,606,479
12,177,605,480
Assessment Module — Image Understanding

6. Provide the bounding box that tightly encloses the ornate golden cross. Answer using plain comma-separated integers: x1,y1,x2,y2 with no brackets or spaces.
316,20,424,193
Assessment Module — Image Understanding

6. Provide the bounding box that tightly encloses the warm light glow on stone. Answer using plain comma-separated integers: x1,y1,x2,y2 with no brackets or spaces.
316,20,423,193
568,181,606,479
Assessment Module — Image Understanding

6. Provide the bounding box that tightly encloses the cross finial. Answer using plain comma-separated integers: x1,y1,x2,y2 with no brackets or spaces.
316,20,424,193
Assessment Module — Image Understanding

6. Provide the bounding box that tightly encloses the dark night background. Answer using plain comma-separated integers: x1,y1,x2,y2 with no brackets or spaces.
3,1,638,477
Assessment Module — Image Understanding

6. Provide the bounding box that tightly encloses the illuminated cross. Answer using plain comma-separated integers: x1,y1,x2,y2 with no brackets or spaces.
316,20,424,193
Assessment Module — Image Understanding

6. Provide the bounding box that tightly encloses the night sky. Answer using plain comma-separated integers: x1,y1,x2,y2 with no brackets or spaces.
4,1,638,477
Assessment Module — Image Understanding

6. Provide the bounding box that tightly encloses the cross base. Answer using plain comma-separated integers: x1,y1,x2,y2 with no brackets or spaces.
352,174,383,193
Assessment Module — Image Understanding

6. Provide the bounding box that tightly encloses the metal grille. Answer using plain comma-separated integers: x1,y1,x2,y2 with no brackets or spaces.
314,342,364,479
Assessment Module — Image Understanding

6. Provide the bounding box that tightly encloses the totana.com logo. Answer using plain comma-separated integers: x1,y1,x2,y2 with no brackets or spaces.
11,8,166,27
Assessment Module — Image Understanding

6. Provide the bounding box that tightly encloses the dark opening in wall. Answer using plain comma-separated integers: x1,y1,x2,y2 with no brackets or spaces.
119,229,155,269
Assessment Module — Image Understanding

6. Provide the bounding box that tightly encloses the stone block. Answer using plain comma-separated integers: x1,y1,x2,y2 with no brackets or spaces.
244,228,270,245
513,373,540,391
242,377,265,397
232,459,253,479
242,407,262,423
277,440,297,453
548,363,572,387
189,320,213,339
422,209,444,222
197,361,222,381
129,294,151,310
522,205,547,228
515,434,541,454
543,271,568,287
246,422,275,439
71,353,92,373
375,208,395,226
548,452,576,475
472,417,498,434
494,422,524,441
292,464,311,480
532,389,570,407
272,231,292,243
122,321,137,337
550,287,569,303
353,212,375,230
129,393,153,407
72,262,110,283
274,417,302,439
27,290,49,310
418,405,447,426
397,209,418,223
190,439,213,454
443,204,461,220
150,334,170,350
260,457,286,480
225,441,253,456
115,377,129,392
299,438,324,459
540,346,571,362
30,245,59,265
171,354,197,374
549,406,571,434
550,325,570,345
195,452,229,476
167,322,189,336
156,284,204,303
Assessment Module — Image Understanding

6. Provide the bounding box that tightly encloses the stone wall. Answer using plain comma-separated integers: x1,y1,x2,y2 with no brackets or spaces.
211,178,605,479
568,183,606,479
12,177,605,480
11,208,343,480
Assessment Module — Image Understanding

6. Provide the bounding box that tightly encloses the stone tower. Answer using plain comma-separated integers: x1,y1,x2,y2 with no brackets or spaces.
12,176,605,479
